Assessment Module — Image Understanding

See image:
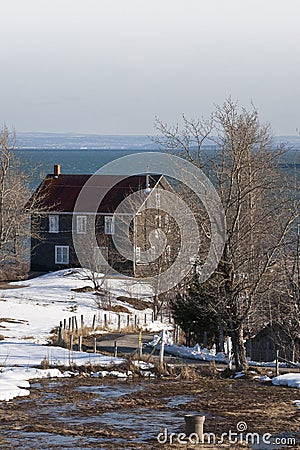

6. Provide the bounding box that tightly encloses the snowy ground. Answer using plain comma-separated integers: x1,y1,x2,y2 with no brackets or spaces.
0,269,164,401
0,268,157,342
272,373,300,389
1,268,299,403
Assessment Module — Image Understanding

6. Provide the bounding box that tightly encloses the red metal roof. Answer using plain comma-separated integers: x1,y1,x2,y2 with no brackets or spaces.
34,174,162,213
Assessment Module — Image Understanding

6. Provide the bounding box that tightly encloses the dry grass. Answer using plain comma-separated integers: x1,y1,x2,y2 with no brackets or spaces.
102,305,130,313
196,360,219,378
171,364,200,380
40,356,50,369
71,286,94,293
0,317,28,324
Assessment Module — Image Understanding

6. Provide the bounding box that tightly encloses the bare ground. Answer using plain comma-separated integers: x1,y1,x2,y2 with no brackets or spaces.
0,374,299,449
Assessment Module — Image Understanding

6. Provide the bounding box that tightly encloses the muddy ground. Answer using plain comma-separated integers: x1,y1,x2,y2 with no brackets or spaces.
0,371,299,450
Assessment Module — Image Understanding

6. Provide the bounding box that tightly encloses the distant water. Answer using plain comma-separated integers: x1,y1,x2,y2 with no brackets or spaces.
15,147,299,190
16,148,161,188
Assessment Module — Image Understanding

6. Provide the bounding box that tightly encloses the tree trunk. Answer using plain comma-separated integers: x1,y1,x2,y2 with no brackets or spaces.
231,325,249,372
153,294,159,321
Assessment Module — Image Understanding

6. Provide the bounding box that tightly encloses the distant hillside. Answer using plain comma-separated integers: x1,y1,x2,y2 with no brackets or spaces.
15,132,300,150
15,132,159,150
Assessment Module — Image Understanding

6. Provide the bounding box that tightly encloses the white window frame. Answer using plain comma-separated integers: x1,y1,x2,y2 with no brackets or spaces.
150,245,156,259
164,214,169,228
104,215,115,235
55,245,69,265
49,215,59,233
166,244,171,262
76,215,87,234
155,192,161,208
155,214,162,228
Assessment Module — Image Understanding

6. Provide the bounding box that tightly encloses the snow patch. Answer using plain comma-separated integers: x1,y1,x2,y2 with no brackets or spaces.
272,373,300,388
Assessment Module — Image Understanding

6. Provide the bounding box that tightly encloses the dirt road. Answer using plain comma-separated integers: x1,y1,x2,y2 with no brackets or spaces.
94,332,155,355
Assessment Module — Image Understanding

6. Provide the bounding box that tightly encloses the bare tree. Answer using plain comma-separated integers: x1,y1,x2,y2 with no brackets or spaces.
73,216,124,296
155,99,295,371
0,125,45,279
271,191,300,362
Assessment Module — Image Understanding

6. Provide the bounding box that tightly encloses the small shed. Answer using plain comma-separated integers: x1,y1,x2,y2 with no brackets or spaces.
246,323,300,363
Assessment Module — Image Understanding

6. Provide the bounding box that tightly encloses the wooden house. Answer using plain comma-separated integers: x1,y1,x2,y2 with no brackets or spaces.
30,165,178,277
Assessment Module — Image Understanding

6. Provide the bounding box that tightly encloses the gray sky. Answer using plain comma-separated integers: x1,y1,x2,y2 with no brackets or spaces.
0,0,299,135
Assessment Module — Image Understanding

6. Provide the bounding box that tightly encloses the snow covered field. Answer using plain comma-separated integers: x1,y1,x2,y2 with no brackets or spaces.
0,269,159,401
1,268,300,403
0,268,156,342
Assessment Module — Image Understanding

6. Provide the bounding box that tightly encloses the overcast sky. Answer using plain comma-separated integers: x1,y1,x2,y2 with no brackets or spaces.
0,0,299,135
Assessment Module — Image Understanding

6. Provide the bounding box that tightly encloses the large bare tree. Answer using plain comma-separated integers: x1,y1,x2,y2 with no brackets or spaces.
0,125,44,279
155,99,296,371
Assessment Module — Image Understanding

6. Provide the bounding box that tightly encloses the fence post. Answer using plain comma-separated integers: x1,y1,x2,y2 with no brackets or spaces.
93,337,97,353
58,323,63,345
69,334,73,351
80,314,84,331
68,317,72,331
78,335,82,352
138,330,143,360
275,349,280,377
63,318,66,330
92,314,96,330
74,316,78,332
159,329,165,366
114,340,118,357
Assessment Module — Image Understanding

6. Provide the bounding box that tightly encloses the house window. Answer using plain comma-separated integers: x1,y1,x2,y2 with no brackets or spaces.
155,192,161,208
166,244,171,262
55,245,69,264
165,214,169,228
150,245,156,259
76,215,87,234
155,215,162,228
49,215,59,233
135,246,141,263
105,216,115,235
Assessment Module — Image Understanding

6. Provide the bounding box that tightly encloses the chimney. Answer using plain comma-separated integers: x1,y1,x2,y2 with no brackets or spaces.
54,164,61,178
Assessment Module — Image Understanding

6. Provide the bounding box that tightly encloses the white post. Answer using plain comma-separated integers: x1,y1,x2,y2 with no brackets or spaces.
159,329,165,366
275,349,279,377
78,335,82,352
138,331,143,360
226,336,233,370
